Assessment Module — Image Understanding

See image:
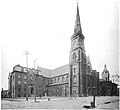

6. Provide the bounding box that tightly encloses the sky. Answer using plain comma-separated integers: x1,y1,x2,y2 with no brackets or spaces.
0,0,119,90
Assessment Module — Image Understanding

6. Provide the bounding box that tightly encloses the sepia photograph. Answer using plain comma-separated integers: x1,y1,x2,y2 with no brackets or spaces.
0,0,119,109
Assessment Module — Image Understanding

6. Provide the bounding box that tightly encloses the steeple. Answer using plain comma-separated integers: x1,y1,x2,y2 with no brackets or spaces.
104,64,107,71
74,2,82,34
102,64,110,81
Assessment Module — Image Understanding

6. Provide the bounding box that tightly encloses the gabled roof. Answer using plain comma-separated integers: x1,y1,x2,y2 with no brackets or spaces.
51,64,69,77
37,64,69,78
37,66,52,77
86,56,93,70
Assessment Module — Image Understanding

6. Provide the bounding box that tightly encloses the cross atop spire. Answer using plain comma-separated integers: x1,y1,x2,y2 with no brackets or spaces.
74,2,82,34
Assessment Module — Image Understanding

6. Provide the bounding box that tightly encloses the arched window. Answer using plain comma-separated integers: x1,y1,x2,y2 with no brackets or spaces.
58,77,60,82
31,88,34,94
54,78,56,83
18,81,21,85
24,75,27,80
72,52,77,64
18,88,21,92
62,76,65,82
66,75,69,82
81,52,84,62
74,68,76,73
24,88,26,92
73,75,77,84
87,66,91,74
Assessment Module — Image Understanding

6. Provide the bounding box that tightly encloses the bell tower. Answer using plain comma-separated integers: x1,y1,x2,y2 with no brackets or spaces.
69,2,87,97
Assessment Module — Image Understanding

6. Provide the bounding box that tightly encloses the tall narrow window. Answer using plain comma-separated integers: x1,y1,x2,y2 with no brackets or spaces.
73,75,77,84
13,86,14,94
58,77,60,82
87,66,91,74
24,81,27,85
13,75,14,80
54,78,56,83
18,88,21,92
62,76,65,82
66,75,69,81
74,68,76,73
72,52,77,64
24,88,26,92
18,81,21,85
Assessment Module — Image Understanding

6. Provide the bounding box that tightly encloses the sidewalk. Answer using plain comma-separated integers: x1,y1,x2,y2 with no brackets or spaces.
1,96,119,109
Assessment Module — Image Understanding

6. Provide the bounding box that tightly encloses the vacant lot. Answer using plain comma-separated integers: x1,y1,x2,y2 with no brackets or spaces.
1,96,119,109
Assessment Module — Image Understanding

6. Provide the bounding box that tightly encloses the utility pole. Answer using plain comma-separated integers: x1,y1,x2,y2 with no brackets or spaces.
34,59,38,69
23,51,30,101
33,59,38,102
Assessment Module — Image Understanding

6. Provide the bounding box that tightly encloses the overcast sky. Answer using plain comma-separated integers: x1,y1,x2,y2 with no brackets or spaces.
0,0,119,90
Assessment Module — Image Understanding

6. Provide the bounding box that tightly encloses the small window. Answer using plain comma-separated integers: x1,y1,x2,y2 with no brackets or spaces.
18,81,21,85
73,90,76,93
66,75,69,81
18,88,21,92
51,79,53,83
62,76,65,81
58,77,60,82
73,75,77,84
54,78,56,83
74,68,76,73
24,81,27,84
72,52,77,64
13,75,14,79
18,75,21,78
30,76,33,80
13,86,14,94
24,88,26,92
24,75,27,79
49,79,51,83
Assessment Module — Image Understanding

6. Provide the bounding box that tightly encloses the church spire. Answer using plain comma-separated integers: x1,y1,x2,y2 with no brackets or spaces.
104,63,107,71
74,2,82,34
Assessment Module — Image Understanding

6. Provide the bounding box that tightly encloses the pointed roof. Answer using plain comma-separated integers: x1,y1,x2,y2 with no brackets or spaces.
104,64,108,71
86,56,93,71
74,2,82,34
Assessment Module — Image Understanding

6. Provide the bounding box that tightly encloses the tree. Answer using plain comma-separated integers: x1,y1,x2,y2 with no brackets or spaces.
111,74,120,85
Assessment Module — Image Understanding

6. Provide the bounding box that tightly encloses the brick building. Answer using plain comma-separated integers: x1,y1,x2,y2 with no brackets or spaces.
1,88,8,98
99,64,118,96
8,3,100,98
8,65,49,98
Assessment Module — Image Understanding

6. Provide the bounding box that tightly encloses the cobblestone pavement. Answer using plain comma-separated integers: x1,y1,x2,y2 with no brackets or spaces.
1,96,119,109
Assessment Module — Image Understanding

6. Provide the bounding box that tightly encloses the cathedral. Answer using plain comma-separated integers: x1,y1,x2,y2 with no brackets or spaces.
8,3,100,98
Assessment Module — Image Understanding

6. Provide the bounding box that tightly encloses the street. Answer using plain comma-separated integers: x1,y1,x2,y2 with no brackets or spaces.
1,96,119,109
